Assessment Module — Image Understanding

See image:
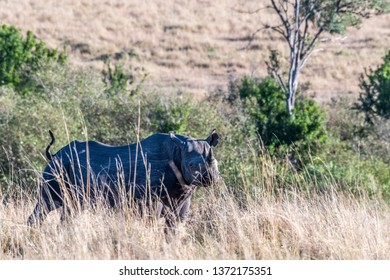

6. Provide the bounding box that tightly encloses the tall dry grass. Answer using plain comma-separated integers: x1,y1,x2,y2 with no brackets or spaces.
1,180,389,260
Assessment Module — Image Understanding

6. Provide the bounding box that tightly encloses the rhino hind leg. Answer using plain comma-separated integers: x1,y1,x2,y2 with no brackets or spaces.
27,202,48,227
27,198,63,227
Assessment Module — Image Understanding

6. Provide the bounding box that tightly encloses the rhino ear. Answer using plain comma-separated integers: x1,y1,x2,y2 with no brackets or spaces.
206,129,219,147
170,133,186,149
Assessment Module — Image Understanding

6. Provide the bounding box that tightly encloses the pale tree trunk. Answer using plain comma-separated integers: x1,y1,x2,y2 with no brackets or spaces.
268,0,324,116
287,56,300,115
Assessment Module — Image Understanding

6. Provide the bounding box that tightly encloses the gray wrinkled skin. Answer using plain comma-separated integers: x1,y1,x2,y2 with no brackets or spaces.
27,131,219,232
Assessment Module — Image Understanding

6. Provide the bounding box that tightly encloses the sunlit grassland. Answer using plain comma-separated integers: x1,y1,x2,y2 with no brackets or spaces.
1,154,389,260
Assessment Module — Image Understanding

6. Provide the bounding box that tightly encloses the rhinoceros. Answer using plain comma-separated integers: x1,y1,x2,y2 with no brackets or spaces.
27,130,219,229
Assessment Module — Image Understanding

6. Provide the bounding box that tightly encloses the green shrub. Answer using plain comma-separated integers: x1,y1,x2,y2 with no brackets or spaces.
0,24,66,94
306,134,390,201
145,96,191,134
102,60,146,97
238,76,326,154
355,50,390,124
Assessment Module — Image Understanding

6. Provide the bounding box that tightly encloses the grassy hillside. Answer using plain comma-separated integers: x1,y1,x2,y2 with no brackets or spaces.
1,0,389,102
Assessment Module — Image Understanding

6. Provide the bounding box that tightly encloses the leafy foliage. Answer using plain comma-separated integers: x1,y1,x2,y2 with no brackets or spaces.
0,24,66,93
102,60,147,97
238,76,326,154
355,50,390,124
146,97,192,134
305,0,390,34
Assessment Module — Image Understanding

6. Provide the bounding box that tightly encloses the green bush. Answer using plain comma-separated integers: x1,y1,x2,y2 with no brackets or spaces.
305,134,390,201
355,50,390,124
102,60,146,97
0,24,66,94
144,97,191,134
238,76,326,154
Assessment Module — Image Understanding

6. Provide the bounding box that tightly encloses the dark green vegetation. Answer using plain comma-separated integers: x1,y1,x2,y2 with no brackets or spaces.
234,76,326,154
1,25,390,202
355,50,390,124
0,24,66,94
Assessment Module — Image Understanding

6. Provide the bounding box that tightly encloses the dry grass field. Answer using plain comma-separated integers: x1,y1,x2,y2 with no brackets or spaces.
1,0,389,102
1,183,390,260
1,143,390,260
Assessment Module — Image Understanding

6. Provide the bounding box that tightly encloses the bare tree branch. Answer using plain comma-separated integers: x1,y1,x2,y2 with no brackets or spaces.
271,0,292,37
238,22,287,51
238,25,269,51
302,25,324,58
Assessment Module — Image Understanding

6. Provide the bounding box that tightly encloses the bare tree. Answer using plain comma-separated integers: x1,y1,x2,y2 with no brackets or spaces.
263,0,389,116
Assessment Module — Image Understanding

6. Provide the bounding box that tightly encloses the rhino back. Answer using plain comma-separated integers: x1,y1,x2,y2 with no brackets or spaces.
51,133,181,197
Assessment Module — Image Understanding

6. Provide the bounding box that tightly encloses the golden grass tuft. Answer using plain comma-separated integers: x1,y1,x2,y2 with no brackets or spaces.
1,182,389,260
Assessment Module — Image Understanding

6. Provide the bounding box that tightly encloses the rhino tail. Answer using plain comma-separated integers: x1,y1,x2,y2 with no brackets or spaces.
45,130,55,161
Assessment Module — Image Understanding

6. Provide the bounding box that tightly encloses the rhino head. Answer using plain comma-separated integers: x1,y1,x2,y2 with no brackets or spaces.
170,129,219,186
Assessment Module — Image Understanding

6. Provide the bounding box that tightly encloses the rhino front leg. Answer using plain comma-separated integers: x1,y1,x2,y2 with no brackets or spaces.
176,197,191,222
158,204,177,237
156,201,164,219
161,197,192,239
